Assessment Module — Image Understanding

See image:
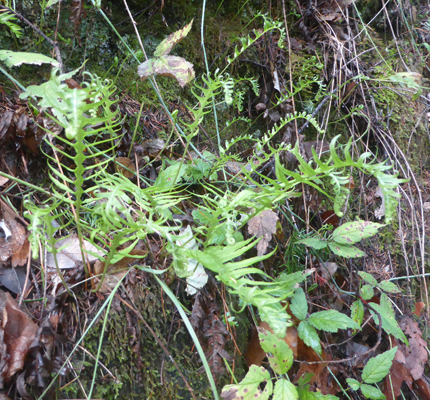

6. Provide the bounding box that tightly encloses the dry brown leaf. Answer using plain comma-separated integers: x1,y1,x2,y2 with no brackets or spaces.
247,210,278,256
94,249,147,293
0,290,38,379
414,377,430,399
398,316,428,380
0,206,29,267
383,360,412,399
413,301,425,316
115,157,136,178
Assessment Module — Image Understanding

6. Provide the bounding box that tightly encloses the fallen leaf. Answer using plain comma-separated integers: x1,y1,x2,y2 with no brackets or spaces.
46,235,103,269
115,157,136,178
138,55,195,87
0,206,29,267
398,316,427,380
413,301,425,316
0,290,38,379
247,210,278,256
383,360,412,399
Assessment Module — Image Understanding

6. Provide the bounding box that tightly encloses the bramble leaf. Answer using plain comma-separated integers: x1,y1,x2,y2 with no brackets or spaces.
360,285,374,300
360,384,386,399
298,321,321,354
290,288,307,320
370,294,407,344
378,280,400,293
221,365,273,400
328,242,365,258
362,347,398,384
351,300,364,327
346,378,361,390
331,220,385,245
258,328,294,375
273,380,298,400
297,237,328,250
308,310,360,332
359,271,378,286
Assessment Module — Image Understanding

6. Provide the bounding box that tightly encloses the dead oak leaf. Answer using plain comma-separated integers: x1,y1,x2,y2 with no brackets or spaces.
247,210,278,256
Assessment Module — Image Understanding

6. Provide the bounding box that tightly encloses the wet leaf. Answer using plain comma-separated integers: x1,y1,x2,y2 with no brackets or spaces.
247,210,278,256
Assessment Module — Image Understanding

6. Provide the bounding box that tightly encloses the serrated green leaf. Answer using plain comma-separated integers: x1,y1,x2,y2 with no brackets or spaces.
360,285,374,300
258,328,294,374
221,365,273,400
259,303,293,338
359,271,378,286
331,220,385,245
328,242,365,258
360,384,386,399
290,288,307,320
154,162,187,187
362,347,398,384
351,300,364,327
298,321,321,354
297,237,328,250
377,280,400,293
273,379,298,400
346,378,361,390
369,299,408,344
0,50,60,67
308,310,360,332
154,19,193,57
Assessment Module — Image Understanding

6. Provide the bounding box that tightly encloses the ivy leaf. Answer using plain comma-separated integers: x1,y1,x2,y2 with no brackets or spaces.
378,280,400,293
273,380,298,400
360,285,374,300
359,271,378,286
331,220,385,245
351,300,364,327
297,237,328,250
328,242,365,258
221,365,273,400
137,55,195,87
290,288,307,321
0,50,60,67
298,321,321,354
360,384,386,399
258,328,294,375
346,378,361,390
362,347,398,384
308,310,360,332
154,19,193,57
